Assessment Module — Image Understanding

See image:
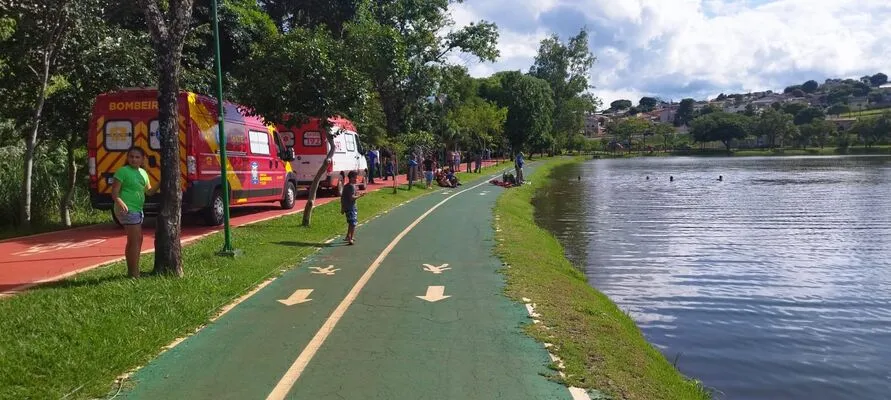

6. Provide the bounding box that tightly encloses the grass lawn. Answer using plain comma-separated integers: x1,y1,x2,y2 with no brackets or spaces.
494,157,711,400
840,106,891,119
0,162,508,400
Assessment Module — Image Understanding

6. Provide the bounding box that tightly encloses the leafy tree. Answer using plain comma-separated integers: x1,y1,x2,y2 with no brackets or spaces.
753,108,797,148
0,0,81,228
716,93,727,101
827,104,851,116
690,112,751,151
529,29,598,144
868,91,886,104
138,0,195,276
827,87,853,104
784,85,802,94
258,0,358,35
793,107,825,126
607,117,651,147
627,106,640,116
852,81,871,97
357,0,499,136
486,71,553,152
673,98,695,126
791,88,805,98
743,103,757,116
638,96,658,112
782,102,807,116
234,26,368,226
802,80,819,93
448,97,506,153
697,104,721,116
799,119,836,149
41,7,154,227
610,99,632,110
851,112,891,147
870,73,888,87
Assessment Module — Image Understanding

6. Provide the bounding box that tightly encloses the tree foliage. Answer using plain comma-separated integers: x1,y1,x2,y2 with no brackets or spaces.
611,99,632,110
674,98,695,126
690,112,751,151
529,29,597,143
753,108,797,148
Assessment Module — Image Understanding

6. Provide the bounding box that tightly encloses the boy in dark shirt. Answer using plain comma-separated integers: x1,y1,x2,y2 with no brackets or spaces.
341,171,362,245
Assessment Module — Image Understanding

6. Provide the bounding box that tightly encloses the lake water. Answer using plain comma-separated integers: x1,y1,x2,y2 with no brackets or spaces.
532,156,891,400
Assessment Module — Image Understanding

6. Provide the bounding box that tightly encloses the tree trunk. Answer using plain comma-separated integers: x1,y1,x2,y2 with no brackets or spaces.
20,56,52,228
302,131,336,226
60,131,78,227
152,51,183,277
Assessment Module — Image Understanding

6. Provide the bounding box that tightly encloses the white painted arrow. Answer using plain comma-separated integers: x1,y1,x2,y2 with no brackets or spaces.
310,265,340,276
416,286,450,302
422,263,451,274
278,289,313,306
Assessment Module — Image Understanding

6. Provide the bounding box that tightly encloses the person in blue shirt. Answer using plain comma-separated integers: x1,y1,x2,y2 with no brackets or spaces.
366,149,377,184
515,151,525,184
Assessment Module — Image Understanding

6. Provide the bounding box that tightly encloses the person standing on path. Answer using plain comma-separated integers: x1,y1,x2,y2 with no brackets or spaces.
422,155,435,189
474,151,482,173
515,151,525,184
379,148,391,180
407,153,418,190
341,171,363,245
366,148,377,184
112,146,158,278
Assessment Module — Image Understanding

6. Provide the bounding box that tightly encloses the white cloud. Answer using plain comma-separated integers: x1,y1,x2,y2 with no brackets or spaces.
447,0,891,105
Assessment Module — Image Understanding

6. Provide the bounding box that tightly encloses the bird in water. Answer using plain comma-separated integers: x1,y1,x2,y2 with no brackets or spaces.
670,176,674,182
718,175,723,181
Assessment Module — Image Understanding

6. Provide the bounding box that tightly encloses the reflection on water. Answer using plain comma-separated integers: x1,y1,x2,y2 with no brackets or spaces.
533,156,891,400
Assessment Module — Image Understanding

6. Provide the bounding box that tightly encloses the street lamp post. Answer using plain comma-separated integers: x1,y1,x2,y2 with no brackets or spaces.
212,0,236,257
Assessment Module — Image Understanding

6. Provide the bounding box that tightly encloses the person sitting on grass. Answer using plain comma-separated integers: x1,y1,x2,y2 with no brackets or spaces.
437,168,453,188
446,168,461,187
341,171,363,245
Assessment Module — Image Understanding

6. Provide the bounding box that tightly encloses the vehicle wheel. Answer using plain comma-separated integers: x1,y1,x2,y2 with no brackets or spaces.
203,189,225,226
335,177,344,197
281,182,296,210
358,170,367,190
111,210,123,227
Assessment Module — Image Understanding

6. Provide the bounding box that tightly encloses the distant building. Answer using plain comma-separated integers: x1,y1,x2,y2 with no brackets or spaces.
584,113,606,137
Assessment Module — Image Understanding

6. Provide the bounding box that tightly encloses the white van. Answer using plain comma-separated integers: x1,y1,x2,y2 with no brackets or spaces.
278,117,368,195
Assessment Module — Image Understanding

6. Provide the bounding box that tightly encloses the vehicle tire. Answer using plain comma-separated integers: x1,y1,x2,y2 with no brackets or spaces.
203,189,225,226
281,182,296,210
335,176,344,197
358,170,367,190
111,210,123,227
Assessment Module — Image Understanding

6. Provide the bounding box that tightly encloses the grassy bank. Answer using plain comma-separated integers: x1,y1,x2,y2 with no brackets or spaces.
0,163,506,400
494,157,711,400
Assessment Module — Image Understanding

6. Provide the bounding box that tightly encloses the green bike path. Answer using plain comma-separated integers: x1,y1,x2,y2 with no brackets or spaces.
122,169,572,400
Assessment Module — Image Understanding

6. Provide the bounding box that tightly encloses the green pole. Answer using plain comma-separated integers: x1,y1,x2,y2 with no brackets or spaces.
212,0,235,256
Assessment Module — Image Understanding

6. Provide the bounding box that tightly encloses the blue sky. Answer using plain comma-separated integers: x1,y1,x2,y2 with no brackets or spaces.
448,0,891,105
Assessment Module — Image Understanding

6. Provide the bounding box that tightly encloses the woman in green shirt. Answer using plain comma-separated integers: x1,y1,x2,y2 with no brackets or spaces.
112,147,158,278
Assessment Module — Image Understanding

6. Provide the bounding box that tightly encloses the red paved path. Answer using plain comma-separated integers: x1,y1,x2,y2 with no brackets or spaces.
0,160,502,295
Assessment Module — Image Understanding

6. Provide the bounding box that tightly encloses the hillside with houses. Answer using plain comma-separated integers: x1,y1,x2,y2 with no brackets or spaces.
584,72,891,152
